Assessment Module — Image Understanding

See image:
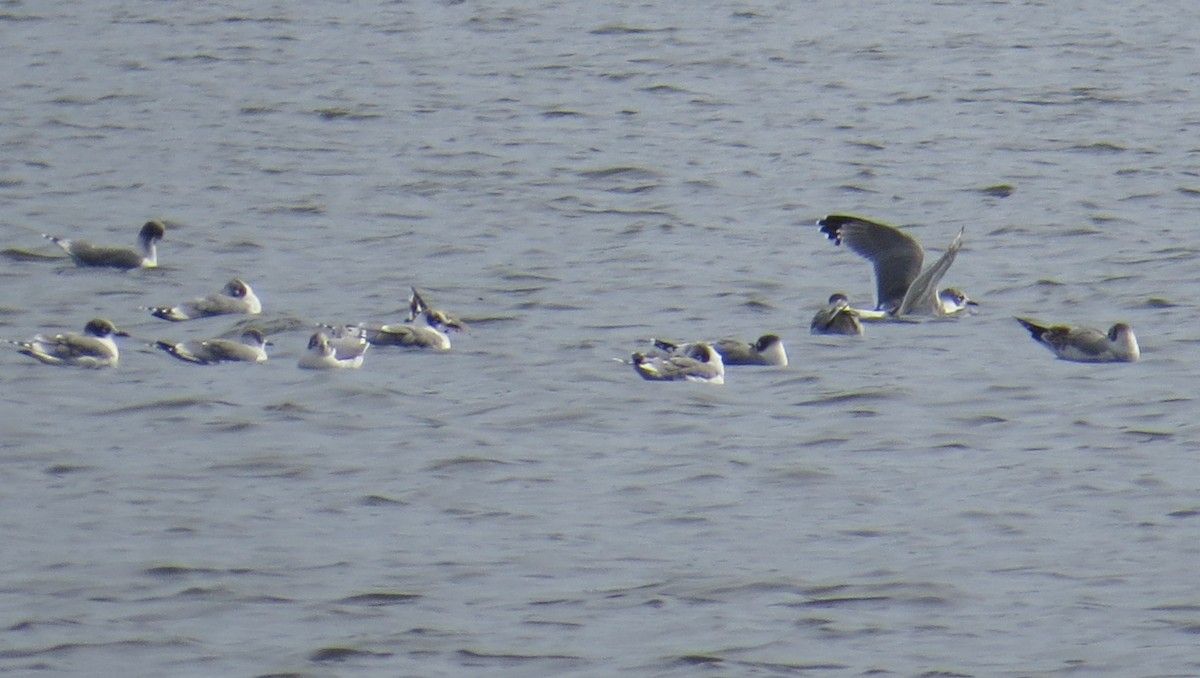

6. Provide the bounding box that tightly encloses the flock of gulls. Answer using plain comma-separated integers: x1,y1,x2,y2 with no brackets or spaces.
10,220,466,369
9,213,1140,377
629,213,1139,384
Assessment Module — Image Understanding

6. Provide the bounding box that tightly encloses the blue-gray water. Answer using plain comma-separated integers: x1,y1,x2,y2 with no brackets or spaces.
3,2,1200,676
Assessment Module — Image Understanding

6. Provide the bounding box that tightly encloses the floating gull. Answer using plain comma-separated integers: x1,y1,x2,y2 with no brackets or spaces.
154,328,270,365
356,310,453,349
346,288,467,350
324,324,371,360
653,334,787,367
370,310,462,349
817,214,975,317
810,293,864,336
11,318,128,367
632,341,725,383
148,278,262,321
43,220,165,269
1015,317,1139,363
298,331,367,369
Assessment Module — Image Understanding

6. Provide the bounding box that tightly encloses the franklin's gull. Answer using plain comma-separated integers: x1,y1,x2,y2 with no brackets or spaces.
154,329,270,365
810,293,864,336
358,308,460,350
817,214,974,317
43,220,165,269
1015,317,1139,363
324,324,372,360
11,318,128,367
298,331,367,369
653,334,787,367
148,278,262,321
632,341,725,383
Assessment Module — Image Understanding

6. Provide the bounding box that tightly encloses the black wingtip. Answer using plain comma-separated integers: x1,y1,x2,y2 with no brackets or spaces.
817,214,857,244
1014,317,1045,339
652,338,678,353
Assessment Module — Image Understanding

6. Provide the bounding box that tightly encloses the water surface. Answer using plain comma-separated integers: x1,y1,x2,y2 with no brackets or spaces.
3,2,1200,676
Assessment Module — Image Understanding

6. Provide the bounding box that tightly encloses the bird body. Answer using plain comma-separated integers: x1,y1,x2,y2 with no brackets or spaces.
632,341,725,383
298,331,367,369
12,319,127,367
149,279,262,321
810,293,864,336
1016,318,1139,363
653,334,787,367
154,329,270,364
44,220,165,269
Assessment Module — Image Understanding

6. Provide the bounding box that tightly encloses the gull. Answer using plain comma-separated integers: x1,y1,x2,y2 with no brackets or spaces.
1015,318,1139,363
356,309,455,349
652,334,787,367
632,341,725,384
148,278,262,321
346,287,467,350
817,214,975,317
298,331,367,369
324,324,371,360
11,318,128,367
43,220,166,269
810,293,864,336
154,329,270,365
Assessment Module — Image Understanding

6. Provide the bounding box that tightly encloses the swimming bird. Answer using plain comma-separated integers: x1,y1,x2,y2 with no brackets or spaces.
653,334,788,366
43,220,166,269
148,278,262,321
817,214,974,317
357,307,460,350
154,329,270,365
11,318,128,367
632,341,725,383
1015,317,1140,363
810,293,864,336
298,331,367,369
323,324,371,359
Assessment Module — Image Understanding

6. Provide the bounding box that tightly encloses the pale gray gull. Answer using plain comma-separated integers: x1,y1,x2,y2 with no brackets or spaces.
298,331,367,369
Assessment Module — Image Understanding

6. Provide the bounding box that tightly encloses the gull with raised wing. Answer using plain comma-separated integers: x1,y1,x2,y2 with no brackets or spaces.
406,287,467,330
298,331,367,369
810,293,864,336
632,341,725,384
653,334,787,367
43,220,166,270
11,318,128,367
154,328,270,365
148,278,262,321
357,307,462,350
817,214,975,317
1015,318,1139,363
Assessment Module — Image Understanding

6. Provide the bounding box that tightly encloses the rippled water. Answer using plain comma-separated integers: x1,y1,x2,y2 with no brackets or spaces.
3,2,1200,676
